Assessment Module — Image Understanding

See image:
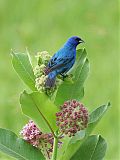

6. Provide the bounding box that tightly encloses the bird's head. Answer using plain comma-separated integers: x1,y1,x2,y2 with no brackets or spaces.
65,36,84,48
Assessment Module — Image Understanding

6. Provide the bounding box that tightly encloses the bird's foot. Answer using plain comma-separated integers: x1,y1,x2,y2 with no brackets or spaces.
58,74,73,82
62,74,69,81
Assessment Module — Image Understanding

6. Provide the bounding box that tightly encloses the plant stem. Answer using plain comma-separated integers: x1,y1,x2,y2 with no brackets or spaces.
52,133,58,160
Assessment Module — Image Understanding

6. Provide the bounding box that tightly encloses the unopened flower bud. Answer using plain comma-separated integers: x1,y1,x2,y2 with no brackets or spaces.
36,51,51,65
34,51,61,96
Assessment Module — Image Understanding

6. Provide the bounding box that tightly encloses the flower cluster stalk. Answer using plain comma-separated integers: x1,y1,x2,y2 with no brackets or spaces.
52,132,58,160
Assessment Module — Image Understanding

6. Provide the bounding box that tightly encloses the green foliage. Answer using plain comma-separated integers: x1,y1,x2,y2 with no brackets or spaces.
11,50,36,91
20,91,59,133
86,102,111,136
70,135,107,160
0,128,45,160
69,130,85,144
55,49,89,106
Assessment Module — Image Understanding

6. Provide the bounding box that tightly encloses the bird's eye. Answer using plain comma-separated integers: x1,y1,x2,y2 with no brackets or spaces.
76,38,80,41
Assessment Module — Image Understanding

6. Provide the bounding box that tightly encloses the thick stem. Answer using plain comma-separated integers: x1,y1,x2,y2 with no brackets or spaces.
52,134,58,160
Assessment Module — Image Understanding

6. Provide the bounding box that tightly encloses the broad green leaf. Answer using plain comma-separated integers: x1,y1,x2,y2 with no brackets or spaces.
60,103,110,160
86,102,111,135
20,91,59,133
55,49,89,106
11,50,36,91
0,128,45,160
70,135,107,160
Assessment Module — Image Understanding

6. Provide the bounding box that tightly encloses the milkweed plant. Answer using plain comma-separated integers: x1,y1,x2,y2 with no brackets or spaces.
0,48,110,160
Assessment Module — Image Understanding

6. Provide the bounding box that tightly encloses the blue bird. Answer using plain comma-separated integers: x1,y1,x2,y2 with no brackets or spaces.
45,36,84,88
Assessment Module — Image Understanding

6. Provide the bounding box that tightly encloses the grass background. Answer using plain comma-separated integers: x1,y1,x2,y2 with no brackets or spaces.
0,0,119,159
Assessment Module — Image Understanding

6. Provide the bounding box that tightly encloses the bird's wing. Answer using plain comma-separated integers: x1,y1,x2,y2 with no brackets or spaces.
48,53,59,68
47,55,74,73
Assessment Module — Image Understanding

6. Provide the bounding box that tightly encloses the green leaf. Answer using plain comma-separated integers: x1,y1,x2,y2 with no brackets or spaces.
20,91,59,133
70,135,107,160
69,130,85,144
57,137,72,160
86,102,111,135
11,50,36,91
57,130,85,160
0,128,45,160
60,103,110,160
55,49,89,106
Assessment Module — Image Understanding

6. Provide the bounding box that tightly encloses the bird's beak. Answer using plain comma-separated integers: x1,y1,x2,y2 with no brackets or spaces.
79,39,85,43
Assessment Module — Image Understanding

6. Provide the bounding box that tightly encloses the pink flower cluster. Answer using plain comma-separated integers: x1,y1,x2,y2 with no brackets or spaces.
20,120,54,159
20,120,42,147
20,120,62,159
56,100,89,137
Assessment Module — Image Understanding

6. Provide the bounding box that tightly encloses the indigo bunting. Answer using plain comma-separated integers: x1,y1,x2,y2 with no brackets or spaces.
45,36,84,88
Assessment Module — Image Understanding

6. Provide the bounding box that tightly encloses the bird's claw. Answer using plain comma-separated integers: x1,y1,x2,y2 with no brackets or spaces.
58,74,73,83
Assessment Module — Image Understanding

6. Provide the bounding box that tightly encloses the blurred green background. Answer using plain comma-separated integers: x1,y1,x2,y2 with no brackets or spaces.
0,0,119,159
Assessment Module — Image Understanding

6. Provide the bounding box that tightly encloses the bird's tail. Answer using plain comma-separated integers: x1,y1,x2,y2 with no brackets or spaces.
45,71,56,88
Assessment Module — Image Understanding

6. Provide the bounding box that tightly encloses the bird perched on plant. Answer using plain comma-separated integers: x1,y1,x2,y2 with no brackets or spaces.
45,36,84,88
